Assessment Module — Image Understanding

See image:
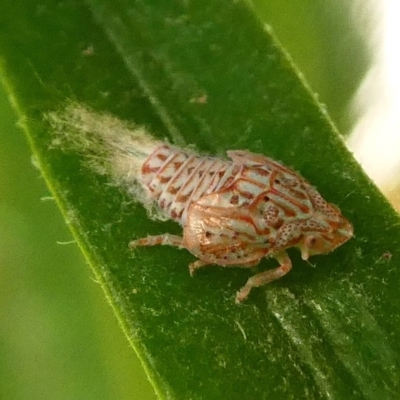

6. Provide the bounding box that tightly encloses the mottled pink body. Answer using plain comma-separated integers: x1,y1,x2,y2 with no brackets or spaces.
131,144,353,302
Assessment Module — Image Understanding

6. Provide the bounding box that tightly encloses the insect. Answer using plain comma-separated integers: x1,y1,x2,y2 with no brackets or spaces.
130,143,353,302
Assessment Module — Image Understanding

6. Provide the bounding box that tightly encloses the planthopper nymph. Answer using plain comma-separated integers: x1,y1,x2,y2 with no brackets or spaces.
47,105,353,303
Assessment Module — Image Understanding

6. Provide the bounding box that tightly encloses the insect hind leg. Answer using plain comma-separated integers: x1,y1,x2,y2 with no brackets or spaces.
130,233,185,249
236,251,292,303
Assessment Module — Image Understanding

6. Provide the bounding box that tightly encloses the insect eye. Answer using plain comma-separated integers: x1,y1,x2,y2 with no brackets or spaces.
307,236,317,247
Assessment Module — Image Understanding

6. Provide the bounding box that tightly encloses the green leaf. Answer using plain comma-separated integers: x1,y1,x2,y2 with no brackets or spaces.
0,86,156,399
250,0,370,134
1,1,399,399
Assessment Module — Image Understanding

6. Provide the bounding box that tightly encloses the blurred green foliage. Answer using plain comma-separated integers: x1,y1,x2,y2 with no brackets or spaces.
251,0,369,134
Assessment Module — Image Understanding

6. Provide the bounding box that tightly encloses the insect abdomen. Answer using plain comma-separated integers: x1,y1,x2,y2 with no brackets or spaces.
140,144,241,224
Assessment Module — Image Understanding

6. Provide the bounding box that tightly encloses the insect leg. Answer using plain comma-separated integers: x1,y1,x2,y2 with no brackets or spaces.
130,234,185,248
189,258,260,277
235,251,292,303
189,259,210,276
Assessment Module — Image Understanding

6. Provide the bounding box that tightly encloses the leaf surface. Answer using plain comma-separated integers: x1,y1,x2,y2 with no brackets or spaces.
1,1,399,398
